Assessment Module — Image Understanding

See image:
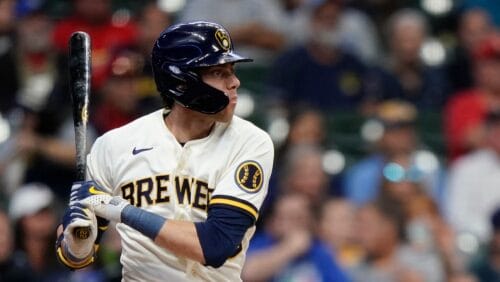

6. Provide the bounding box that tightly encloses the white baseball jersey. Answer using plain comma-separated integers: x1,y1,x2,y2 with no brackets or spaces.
86,109,274,282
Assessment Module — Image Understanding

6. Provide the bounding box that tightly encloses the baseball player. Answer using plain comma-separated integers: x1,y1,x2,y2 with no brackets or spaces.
55,21,274,281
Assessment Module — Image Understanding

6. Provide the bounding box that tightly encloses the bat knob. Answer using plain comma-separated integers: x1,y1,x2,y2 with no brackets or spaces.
74,227,91,240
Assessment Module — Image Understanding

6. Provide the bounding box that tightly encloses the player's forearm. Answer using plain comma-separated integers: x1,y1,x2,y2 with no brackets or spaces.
119,204,249,268
114,203,206,264
154,220,205,264
77,185,246,267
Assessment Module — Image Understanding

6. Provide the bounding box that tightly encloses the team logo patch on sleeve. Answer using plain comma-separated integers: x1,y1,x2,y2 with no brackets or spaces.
235,161,263,193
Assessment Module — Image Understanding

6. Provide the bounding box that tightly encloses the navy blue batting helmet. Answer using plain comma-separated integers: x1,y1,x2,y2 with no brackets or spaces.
152,21,252,114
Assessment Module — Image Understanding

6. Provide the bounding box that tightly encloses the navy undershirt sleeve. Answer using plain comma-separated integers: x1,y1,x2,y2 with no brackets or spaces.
195,206,254,268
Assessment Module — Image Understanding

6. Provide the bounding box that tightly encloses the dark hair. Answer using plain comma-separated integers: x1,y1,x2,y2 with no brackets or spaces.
371,198,407,242
492,207,500,231
485,109,500,125
161,95,175,109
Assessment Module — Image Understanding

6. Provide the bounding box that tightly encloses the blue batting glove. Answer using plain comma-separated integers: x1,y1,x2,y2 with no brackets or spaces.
69,180,109,204
95,216,110,245
69,181,110,242
71,180,129,223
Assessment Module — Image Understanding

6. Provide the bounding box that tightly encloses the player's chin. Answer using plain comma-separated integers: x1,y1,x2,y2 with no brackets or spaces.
214,104,235,122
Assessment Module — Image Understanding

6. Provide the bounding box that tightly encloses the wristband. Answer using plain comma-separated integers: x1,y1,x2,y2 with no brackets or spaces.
55,234,95,270
121,205,166,240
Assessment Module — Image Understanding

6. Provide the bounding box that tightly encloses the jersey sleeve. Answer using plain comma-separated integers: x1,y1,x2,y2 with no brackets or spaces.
86,135,114,193
210,132,274,222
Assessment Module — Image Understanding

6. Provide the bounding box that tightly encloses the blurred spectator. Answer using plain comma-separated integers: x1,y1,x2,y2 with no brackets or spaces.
378,171,469,281
180,0,286,65
350,198,442,282
137,2,171,56
270,0,310,46
469,207,500,282
0,104,97,199
0,6,83,198
449,273,479,282
52,0,138,91
445,8,495,93
462,0,500,27
134,2,172,113
0,208,33,281
277,144,331,206
366,8,451,111
92,49,144,135
345,0,405,38
334,3,380,65
286,109,326,147
277,0,380,64
325,0,382,64
318,198,363,269
7,6,72,161
16,9,58,113
8,183,70,281
265,109,333,223
343,100,444,207
444,33,500,162
0,0,19,115
274,108,326,169
266,0,367,112
242,193,350,282
446,109,500,244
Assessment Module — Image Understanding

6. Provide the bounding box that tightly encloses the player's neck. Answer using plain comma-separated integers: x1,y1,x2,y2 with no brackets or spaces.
164,107,215,143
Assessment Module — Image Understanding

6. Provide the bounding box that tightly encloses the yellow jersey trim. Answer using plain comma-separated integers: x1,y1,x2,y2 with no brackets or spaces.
209,198,258,220
56,246,95,269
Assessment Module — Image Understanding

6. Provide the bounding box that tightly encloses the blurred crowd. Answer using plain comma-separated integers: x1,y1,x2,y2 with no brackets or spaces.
0,0,500,281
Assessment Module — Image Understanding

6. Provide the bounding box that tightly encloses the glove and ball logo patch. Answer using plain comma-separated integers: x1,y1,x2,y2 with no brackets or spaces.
235,161,263,193
215,29,231,51
75,228,90,240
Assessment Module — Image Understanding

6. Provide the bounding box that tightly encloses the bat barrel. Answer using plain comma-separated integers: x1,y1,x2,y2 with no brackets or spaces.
69,31,91,181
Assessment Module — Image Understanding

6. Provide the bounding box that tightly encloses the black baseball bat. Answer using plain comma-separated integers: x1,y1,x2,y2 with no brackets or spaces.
69,31,91,240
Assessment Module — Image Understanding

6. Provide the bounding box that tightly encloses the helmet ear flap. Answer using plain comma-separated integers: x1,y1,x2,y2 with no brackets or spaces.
163,64,200,96
158,64,229,114
165,65,198,83
182,80,230,114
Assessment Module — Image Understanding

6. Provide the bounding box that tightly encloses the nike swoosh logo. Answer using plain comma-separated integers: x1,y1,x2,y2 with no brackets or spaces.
132,147,153,155
88,186,106,195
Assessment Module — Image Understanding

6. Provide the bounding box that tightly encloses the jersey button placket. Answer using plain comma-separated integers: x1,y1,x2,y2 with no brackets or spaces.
177,146,190,175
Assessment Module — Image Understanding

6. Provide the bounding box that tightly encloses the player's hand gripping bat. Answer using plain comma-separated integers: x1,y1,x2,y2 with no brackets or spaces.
69,31,91,240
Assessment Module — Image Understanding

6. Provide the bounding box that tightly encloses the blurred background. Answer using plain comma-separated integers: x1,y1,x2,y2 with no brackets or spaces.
0,0,499,281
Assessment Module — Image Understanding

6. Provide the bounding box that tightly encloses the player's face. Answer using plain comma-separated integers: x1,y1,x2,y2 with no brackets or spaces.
199,63,240,122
